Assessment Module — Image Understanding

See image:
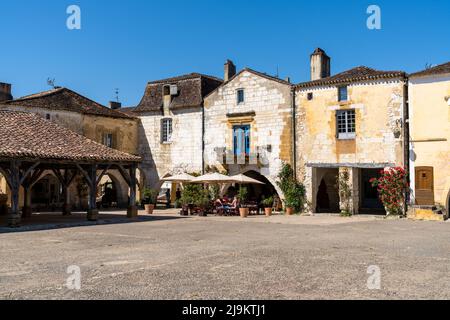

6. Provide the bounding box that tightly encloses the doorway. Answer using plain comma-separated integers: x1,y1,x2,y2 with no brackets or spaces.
360,169,385,214
415,167,434,205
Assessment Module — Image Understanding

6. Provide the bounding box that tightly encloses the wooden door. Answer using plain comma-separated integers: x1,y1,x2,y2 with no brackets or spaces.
415,167,434,205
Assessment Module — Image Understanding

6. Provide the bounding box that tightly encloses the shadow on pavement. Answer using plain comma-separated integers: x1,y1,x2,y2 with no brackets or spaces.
0,211,187,234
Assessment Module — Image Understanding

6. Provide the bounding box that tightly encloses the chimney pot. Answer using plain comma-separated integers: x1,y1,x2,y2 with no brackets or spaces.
224,59,236,82
0,82,13,102
109,101,122,110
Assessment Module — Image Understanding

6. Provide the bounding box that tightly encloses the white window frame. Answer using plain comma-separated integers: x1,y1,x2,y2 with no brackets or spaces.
161,118,173,144
336,110,356,140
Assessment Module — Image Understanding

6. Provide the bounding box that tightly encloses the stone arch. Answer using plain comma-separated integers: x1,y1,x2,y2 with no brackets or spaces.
101,170,128,208
234,167,283,201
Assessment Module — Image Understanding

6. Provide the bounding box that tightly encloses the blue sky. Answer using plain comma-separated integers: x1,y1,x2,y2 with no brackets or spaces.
0,0,449,107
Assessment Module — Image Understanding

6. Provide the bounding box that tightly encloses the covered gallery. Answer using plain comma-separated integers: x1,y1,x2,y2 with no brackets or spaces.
0,111,141,227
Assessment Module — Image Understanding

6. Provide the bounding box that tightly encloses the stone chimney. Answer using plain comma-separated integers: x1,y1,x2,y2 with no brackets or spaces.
224,59,236,82
310,48,331,81
109,101,122,110
0,82,13,102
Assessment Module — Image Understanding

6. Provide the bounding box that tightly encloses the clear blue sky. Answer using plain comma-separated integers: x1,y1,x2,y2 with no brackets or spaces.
1,0,449,107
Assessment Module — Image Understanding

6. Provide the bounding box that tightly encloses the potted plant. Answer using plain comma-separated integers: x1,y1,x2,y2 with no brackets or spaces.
142,187,158,215
180,184,201,215
237,186,249,218
262,196,274,217
277,163,306,215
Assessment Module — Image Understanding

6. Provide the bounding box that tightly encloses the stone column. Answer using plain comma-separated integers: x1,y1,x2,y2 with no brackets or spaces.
338,167,360,215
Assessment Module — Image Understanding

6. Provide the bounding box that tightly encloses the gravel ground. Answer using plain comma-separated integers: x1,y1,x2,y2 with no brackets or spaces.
0,211,449,300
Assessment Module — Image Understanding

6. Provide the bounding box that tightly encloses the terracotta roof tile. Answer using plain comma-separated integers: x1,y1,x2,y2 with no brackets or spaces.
6,88,134,119
409,62,450,78
0,111,140,163
296,66,406,88
134,73,223,113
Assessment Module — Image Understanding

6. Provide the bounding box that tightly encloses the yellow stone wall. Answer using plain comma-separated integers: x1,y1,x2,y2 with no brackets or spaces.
296,79,405,172
82,115,139,155
409,74,450,208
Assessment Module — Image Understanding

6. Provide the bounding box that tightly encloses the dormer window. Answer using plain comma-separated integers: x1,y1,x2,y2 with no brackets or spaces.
338,86,348,102
163,85,171,96
237,89,245,104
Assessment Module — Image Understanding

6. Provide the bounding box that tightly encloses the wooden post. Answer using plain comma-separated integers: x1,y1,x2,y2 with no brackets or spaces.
22,186,32,218
87,165,98,221
127,164,138,218
8,161,21,227
76,164,98,221
53,169,77,216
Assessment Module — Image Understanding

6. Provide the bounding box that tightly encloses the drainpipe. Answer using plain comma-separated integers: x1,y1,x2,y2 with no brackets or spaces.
201,103,206,175
291,86,297,179
403,76,410,214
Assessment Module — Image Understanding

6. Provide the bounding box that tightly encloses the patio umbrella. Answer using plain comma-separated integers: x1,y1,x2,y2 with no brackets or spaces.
161,173,195,183
191,173,236,184
229,174,265,185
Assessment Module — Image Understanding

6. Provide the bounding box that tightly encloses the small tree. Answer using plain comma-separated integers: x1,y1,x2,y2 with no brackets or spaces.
370,167,408,216
237,186,248,203
261,196,274,208
336,168,352,216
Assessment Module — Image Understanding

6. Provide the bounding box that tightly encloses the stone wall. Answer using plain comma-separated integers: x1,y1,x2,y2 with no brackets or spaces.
138,107,204,188
296,79,406,213
204,70,293,197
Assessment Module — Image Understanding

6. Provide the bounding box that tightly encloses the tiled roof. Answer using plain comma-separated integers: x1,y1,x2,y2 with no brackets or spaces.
0,111,141,163
5,87,134,119
409,62,450,78
297,66,406,88
134,73,223,112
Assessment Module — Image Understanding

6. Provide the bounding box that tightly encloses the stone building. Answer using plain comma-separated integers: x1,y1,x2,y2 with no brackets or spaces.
203,61,294,199
129,73,223,189
0,85,139,211
295,49,407,214
408,62,450,215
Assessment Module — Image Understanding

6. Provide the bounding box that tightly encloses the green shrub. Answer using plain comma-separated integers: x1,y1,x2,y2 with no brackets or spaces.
142,188,158,205
261,196,274,208
237,186,248,203
277,163,306,213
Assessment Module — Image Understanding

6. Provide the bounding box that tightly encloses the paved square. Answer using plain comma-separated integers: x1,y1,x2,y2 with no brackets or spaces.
0,211,449,300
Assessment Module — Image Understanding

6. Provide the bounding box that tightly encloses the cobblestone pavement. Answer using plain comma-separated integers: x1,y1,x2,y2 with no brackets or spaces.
0,211,448,300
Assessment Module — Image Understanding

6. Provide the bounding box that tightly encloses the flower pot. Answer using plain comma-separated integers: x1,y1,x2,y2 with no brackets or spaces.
285,207,294,216
239,208,249,218
145,204,155,215
264,207,273,217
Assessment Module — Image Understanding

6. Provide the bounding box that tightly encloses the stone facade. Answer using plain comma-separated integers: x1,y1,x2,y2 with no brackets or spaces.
204,69,294,197
138,107,204,188
296,78,406,214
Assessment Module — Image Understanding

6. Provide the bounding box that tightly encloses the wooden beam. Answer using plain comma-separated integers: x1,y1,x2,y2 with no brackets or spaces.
19,162,41,185
96,165,111,186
